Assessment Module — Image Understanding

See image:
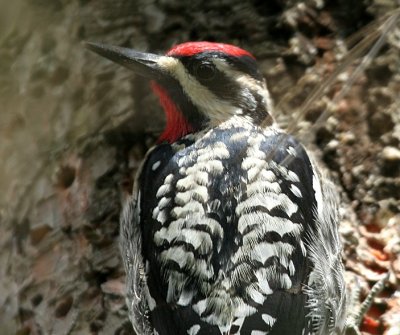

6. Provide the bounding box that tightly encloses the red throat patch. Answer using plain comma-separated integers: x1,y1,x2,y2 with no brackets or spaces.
151,82,194,144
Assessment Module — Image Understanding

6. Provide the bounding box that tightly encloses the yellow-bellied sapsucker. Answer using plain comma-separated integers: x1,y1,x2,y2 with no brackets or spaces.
87,41,347,335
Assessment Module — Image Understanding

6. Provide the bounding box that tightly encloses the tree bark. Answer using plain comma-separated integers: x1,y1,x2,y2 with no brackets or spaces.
0,1,399,334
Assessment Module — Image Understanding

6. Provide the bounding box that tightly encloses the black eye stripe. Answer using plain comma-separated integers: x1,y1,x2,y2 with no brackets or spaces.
194,63,217,81
177,52,263,82
183,62,243,103
178,54,244,101
227,55,263,81
172,52,266,115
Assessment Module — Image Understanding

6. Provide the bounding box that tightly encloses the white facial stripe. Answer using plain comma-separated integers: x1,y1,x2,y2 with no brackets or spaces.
157,56,243,122
212,58,270,105
177,63,243,121
157,56,180,72
156,56,273,123
213,58,274,116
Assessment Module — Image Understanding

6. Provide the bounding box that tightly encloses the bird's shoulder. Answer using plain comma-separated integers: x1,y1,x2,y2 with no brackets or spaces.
140,121,314,179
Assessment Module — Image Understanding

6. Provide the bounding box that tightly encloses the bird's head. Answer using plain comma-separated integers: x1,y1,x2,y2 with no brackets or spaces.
86,41,273,143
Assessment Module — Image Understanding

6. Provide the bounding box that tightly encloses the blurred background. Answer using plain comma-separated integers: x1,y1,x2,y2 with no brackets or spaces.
0,0,399,334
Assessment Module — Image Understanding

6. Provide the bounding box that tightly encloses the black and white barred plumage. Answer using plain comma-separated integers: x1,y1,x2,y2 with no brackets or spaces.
88,41,346,335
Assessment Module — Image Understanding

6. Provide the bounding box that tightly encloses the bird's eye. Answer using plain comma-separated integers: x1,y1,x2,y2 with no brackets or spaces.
195,63,216,81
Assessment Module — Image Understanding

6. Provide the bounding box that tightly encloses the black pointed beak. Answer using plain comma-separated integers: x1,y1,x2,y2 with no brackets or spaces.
85,42,167,80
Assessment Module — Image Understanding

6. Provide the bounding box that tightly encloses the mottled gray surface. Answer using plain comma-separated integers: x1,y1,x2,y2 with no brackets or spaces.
0,0,399,334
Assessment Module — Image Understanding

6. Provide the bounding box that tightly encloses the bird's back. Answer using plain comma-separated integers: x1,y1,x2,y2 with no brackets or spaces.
136,117,319,334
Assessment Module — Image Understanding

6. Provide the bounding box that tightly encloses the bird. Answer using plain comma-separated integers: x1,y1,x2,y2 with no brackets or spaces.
86,41,347,335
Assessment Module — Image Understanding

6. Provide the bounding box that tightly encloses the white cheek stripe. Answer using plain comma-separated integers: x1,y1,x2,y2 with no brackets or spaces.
158,56,241,121
212,58,272,112
212,59,267,95
157,55,274,124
